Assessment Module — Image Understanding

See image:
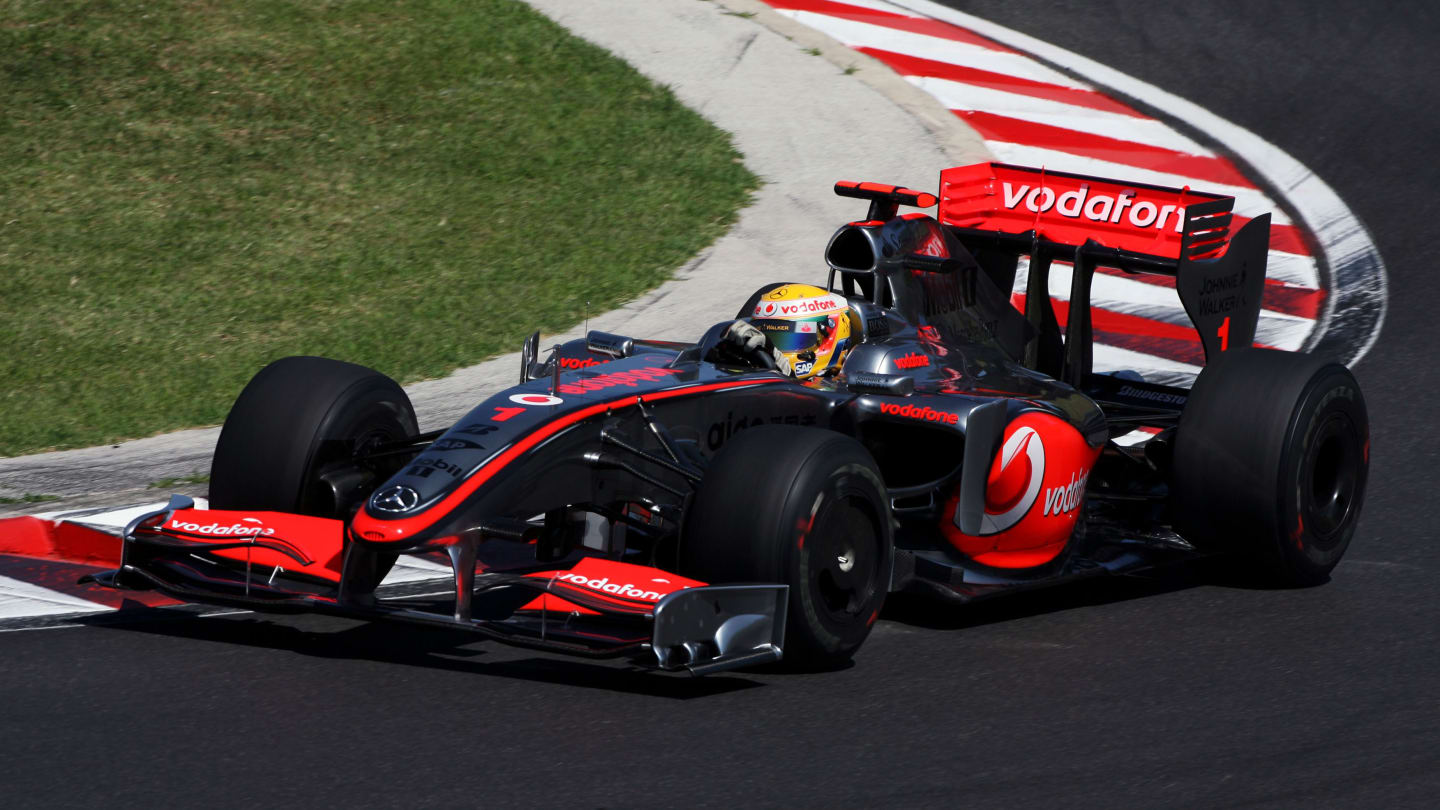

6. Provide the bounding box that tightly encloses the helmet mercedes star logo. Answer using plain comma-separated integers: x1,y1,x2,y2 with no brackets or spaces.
371,485,420,513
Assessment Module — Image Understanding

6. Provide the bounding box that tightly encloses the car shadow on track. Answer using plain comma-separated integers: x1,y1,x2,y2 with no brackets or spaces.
76,607,766,700
880,558,1241,631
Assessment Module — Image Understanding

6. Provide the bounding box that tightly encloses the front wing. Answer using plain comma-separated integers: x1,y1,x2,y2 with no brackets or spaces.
79,496,787,676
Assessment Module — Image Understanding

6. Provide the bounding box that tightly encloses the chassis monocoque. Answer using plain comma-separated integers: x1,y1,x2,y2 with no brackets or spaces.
84,163,1370,675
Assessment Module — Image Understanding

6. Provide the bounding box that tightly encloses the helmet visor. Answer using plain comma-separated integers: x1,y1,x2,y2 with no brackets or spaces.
752,316,828,353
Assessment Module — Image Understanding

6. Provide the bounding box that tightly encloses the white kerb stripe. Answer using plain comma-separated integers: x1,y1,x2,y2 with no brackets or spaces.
0,575,111,619
776,10,1092,90
1266,251,1323,287
908,77,1215,156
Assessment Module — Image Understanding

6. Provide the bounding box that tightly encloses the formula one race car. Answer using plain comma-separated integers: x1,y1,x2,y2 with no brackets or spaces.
82,162,1369,675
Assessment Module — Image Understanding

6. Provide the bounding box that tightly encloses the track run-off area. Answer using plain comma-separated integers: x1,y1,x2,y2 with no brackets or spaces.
2,1,1435,807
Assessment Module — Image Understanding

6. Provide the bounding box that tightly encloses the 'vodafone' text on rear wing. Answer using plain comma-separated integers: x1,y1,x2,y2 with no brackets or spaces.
937,163,1270,384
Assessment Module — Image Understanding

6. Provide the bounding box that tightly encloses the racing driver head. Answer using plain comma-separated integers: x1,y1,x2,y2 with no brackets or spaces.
746,283,856,380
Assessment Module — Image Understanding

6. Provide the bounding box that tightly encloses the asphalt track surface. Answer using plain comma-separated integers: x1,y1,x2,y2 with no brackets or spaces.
3,3,1437,807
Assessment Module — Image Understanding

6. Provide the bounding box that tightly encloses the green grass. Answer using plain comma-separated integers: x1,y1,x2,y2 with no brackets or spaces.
0,0,758,456
0,493,61,505
148,473,210,489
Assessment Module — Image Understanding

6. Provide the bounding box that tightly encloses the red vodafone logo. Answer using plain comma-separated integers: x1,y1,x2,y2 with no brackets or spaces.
167,516,276,537
752,294,846,318
941,411,1101,568
969,425,1046,536
999,181,1188,234
509,393,563,406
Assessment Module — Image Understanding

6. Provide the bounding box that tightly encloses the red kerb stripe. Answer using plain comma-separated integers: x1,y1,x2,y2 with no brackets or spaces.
956,111,1256,190
764,0,1021,53
856,46,1145,117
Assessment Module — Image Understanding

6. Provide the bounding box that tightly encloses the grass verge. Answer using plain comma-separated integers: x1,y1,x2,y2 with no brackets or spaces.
0,494,61,505
0,0,758,456
148,473,210,489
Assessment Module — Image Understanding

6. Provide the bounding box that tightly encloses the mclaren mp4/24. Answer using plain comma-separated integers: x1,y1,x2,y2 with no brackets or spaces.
84,163,1369,675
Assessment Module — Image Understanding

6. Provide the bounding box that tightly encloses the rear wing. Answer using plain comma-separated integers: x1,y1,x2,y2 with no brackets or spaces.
936,162,1270,384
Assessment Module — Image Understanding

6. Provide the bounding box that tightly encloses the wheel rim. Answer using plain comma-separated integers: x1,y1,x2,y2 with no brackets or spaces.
1300,412,1361,549
808,494,882,627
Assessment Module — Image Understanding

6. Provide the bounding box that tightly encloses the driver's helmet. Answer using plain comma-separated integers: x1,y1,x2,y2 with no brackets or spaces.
748,284,857,380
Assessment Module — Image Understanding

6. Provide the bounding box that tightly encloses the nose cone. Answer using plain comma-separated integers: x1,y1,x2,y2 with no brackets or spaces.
349,507,417,545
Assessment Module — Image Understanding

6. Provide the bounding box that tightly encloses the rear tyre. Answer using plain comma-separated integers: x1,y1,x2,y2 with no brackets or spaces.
1172,349,1369,586
680,426,892,668
209,356,418,519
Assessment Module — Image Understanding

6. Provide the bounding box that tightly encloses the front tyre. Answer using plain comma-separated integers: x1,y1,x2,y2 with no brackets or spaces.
1172,349,1369,586
680,426,892,668
209,356,418,519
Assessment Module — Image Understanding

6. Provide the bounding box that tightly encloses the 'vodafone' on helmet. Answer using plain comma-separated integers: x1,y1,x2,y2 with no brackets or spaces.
746,283,859,380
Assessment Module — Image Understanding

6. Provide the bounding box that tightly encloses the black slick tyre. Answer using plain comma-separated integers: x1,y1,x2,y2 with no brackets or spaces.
680,426,892,668
209,356,418,519
1172,349,1369,586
